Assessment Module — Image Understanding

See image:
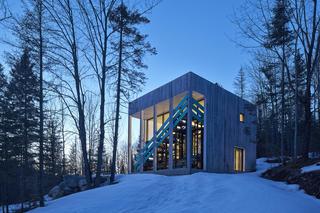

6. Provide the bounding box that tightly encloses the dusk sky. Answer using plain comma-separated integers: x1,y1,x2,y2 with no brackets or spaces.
0,0,250,96
129,0,251,143
0,0,251,144
140,0,250,96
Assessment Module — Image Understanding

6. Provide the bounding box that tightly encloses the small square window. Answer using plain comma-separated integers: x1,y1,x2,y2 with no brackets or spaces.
240,113,245,122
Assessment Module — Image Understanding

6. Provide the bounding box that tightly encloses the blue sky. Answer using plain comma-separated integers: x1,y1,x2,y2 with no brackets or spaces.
1,0,250,94
139,0,250,95
128,0,251,144
0,0,251,146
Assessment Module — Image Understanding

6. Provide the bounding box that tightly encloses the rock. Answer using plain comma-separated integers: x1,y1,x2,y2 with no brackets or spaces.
48,175,89,200
48,185,64,199
59,182,75,195
63,175,80,188
78,178,87,191
101,176,110,184
93,175,110,186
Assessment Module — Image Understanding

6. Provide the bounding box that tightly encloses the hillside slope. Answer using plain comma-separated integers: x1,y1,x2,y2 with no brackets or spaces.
30,159,320,213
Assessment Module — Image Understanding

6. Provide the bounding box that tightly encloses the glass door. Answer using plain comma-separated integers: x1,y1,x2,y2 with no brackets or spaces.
234,147,245,172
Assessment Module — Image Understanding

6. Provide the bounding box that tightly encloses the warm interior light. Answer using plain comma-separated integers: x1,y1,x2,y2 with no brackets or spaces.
240,113,245,122
234,147,245,172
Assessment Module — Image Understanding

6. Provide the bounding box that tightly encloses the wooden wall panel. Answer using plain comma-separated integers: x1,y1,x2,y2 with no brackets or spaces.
129,72,257,173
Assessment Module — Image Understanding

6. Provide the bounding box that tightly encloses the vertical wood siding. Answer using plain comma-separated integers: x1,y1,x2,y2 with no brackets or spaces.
129,72,257,173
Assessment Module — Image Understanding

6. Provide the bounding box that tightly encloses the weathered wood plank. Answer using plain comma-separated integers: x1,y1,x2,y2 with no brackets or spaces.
129,72,256,173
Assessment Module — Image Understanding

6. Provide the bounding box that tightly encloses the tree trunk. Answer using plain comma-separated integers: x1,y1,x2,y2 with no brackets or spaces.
110,11,123,183
38,0,44,207
294,62,299,159
68,0,92,185
61,100,66,175
303,82,312,159
76,87,92,185
95,6,108,186
280,44,285,163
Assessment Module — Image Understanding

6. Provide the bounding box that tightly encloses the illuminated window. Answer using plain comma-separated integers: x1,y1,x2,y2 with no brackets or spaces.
234,147,245,172
199,99,204,106
157,115,163,130
239,113,245,122
157,112,170,130
145,118,153,141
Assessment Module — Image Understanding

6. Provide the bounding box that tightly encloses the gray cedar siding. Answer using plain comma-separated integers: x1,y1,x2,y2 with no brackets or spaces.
129,72,256,173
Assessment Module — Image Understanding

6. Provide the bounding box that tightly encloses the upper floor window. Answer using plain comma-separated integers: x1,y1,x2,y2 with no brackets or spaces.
240,113,245,123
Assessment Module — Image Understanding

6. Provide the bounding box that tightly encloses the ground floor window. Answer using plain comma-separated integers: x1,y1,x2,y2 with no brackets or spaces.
157,137,169,170
142,98,204,171
156,112,170,170
234,147,245,172
192,118,203,169
173,115,187,168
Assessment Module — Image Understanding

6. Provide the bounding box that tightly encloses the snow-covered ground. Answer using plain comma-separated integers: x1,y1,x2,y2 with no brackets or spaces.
301,162,320,173
29,159,320,213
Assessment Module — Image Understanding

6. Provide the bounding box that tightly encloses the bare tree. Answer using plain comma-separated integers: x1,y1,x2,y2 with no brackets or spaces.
85,94,99,173
77,0,116,186
0,0,10,22
44,0,92,185
289,0,320,159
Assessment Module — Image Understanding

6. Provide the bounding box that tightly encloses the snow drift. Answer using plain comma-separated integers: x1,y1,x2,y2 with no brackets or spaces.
29,159,320,213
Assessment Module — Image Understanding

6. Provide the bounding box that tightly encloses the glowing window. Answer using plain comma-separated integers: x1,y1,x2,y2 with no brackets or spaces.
199,99,204,106
234,147,245,172
240,113,245,122
145,118,153,141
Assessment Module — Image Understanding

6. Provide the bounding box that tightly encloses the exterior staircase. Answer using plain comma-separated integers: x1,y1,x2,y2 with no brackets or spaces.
134,95,204,172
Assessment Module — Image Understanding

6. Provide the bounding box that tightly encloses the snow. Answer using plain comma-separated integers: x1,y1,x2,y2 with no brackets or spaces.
301,162,320,173
28,159,320,213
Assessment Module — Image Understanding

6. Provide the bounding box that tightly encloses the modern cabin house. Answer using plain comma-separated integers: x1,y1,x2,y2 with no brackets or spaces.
127,72,256,175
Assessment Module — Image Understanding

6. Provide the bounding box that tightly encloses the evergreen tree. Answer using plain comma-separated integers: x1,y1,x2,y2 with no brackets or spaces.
109,2,156,183
0,63,10,212
68,138,80,175
44,116,62,176
266,0,292,162
7,49,39,208
233,67,246,99
293,50,306,158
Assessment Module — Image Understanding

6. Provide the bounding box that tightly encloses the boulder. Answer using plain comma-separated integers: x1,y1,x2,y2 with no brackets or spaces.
63,175,80,188
48,175,90,200
93,175,110,186
59,182,75,195
48,185,64,199
78,178,87,191
100,176,110,184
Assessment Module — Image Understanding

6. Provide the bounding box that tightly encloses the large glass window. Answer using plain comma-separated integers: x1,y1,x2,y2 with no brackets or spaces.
157,112,170,170
191,99,204,169
145,118,154,141
173,115,187,168
157,112,169,130
192,119,203,169
143,118,154,171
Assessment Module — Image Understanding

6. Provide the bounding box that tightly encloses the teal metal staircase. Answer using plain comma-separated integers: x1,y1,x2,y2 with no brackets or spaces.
134,95,204,172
